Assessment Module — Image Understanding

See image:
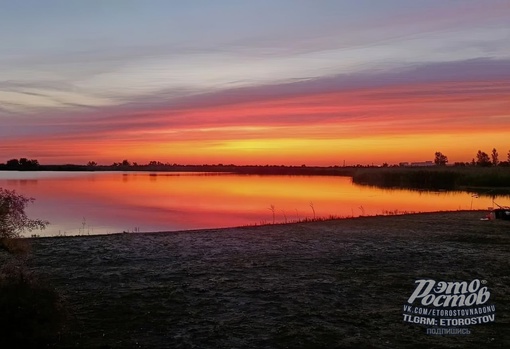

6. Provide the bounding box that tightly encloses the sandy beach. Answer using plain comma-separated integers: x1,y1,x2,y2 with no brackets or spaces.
23,211,510,348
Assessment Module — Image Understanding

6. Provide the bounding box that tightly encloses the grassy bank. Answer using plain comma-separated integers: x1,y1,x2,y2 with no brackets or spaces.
352,167,510,194
15,211,510,348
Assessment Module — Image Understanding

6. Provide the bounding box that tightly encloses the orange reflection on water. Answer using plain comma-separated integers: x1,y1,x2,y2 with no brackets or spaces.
0,172,500,236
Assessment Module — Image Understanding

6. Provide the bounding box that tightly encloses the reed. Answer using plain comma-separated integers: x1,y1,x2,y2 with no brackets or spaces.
352,167,510,192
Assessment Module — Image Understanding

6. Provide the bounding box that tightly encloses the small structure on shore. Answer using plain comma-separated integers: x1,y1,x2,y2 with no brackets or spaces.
492,208,510,220
486,204,510,220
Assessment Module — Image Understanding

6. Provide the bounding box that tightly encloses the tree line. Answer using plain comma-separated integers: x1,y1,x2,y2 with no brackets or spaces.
2,150,510,171
434,148,510,167
3,158,40,170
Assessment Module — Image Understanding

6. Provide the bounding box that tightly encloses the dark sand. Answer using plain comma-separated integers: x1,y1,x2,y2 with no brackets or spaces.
24,211,510,348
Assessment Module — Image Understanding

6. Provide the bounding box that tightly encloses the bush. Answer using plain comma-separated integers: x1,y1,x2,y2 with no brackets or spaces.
0,263,67,348
0,188,65,347
0,188,48,252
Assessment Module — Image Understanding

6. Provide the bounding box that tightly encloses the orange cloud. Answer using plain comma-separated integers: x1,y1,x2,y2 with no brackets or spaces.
2,60,510,165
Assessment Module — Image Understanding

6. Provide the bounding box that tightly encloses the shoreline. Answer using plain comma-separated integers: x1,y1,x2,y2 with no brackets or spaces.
26,209,492,240
23,209,510,348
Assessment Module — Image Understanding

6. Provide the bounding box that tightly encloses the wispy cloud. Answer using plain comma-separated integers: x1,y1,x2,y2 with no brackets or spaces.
3,1,509,114
2,1,509,164
2,58,509,164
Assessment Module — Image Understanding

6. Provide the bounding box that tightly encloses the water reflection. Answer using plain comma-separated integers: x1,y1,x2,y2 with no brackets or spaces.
0,171,505,236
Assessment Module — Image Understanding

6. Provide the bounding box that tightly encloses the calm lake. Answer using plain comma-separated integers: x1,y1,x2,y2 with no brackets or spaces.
0,171,502,236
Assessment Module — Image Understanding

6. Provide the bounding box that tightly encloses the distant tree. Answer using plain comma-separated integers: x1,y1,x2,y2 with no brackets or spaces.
7,158,39,170
6,159,19,168
508,149,510,162
476,150,491,167
121,159,131,167
87,161,97,167
491,148,499,166
148,161,164,166
434,152,448,166
471,158,476,166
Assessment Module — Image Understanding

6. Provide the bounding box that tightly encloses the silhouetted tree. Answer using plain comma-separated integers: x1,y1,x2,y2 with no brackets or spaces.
491,148,499,166
476,150,491,167
507,149,510,162
6,158,39,170
87,161,97,167
434,152,448,166
6,159,19,168
28,159,39,169
121,159,131,167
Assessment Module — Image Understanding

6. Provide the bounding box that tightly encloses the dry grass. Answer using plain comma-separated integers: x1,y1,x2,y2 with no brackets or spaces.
22,211,510,348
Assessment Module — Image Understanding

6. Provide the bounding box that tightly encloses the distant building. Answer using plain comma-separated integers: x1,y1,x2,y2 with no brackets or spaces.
410,161,434,167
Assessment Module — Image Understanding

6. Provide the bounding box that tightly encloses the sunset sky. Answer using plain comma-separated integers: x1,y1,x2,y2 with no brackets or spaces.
1,0,509,166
